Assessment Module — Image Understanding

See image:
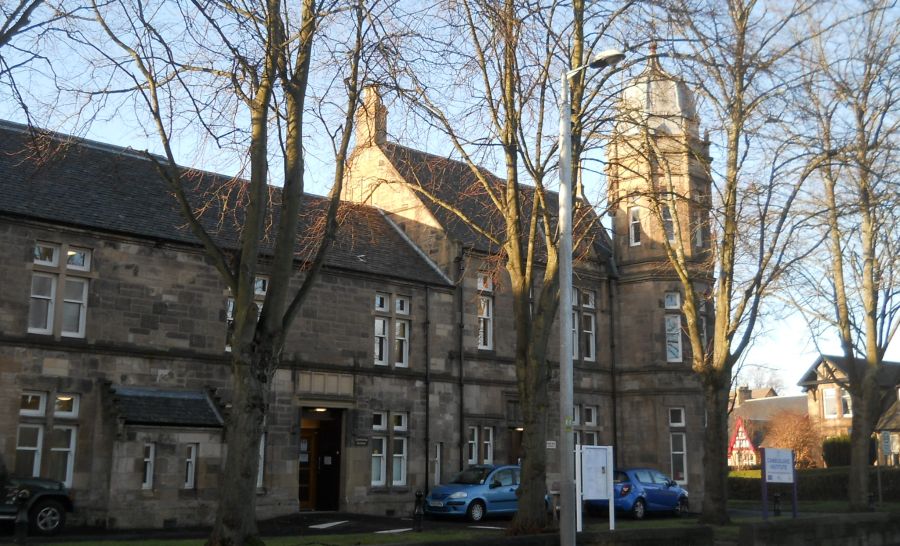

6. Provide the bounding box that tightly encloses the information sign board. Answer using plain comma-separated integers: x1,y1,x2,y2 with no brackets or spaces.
764,448,794,484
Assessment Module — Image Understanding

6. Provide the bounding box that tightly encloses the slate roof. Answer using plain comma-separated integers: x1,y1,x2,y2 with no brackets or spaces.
877,399,900,431
379,142,613,263
109,386,224,427
0,120,450,287
797,355,900,389
731,395,807,421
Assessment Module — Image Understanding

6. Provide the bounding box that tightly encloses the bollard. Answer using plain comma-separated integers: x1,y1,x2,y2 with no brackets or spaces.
413,490,424,532
14,488,30,544
773,493,781,517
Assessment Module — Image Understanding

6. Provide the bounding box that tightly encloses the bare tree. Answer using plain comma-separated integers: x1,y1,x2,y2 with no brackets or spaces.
765,411,822,468
646,0,827,524
70,0,378,543
381,0,634,532
791,0,900,510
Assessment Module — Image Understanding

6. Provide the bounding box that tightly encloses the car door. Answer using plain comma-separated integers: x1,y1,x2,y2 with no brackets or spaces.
649,470,679,510
483,468,518,513
633,469,662,509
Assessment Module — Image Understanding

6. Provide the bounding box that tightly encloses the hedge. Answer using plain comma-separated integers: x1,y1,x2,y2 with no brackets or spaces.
728,466,900,501
822,435,877,467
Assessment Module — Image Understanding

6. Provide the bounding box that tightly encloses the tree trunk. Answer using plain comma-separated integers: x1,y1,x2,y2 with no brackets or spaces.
514,377,550,533
847,402,871,511
699,375,730,525
207,353,271,546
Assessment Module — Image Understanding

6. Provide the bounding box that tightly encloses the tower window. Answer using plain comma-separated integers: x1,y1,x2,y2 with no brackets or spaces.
628,208,642,246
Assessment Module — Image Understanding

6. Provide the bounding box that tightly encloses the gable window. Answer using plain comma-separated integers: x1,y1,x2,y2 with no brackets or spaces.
662,205,675,242
29,242,92,338
629,207,642,246
665,315,683,362
374,293,413,367
823,388,838,418
477,273,494,350
142,442,156,489
840,389,852,417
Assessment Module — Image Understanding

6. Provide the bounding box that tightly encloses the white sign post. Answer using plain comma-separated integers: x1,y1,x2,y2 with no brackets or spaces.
761,448,797,519
576,445,615,531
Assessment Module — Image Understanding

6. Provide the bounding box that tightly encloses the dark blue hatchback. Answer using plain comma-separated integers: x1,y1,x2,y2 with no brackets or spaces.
585,467,688,519
424,464,520,522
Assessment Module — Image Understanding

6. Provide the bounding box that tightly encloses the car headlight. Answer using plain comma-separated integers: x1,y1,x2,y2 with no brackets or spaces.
449,491,468,499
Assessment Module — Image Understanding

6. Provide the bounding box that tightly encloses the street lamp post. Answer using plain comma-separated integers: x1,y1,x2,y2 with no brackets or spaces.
558,48,623,546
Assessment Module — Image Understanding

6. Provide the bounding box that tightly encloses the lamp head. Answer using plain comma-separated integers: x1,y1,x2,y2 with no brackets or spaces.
589,49,625,69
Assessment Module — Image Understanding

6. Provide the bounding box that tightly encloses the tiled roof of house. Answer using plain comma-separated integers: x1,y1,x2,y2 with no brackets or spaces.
379,142,612,263
109,386,224,427
0,121,450,287
731,395,807,421
877,399,900,431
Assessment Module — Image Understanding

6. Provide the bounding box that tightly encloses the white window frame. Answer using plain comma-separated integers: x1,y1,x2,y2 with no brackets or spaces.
20,391,47,417
371,436,387,487
28,273,57,335
481,426,494,464
374,317,388,366
391,437,408,486
699,315,708,349
184,443,198,489
394,319,410,367
395,295,410,315
693,210,705,248
665,314,683,363
142,442,156,490
629,207,642,246
823,388,838,419
34,242,60,266
392,412,408,432
583,431,598,446
477,273,494,292
669,407,686,427
16,424,43,477
478,295,494,350
581,289,596,309
584,405,598,426
466,426,478,465
49,425,77,487
60,277,89,338
664,291,681,310
670,432,687,484
65,247,92,271
841,389,852,417
53,393,80,419
373,411,387,431
581,312,596,361
375,293,389,312
573,404,581,425
571,310,579,360
253,276,269,296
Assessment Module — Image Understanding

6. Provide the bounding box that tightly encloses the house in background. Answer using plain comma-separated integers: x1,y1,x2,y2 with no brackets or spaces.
798,355,900,467
726,392,807,468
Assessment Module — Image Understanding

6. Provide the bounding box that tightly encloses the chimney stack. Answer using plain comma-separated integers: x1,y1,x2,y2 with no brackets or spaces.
356,85,387,148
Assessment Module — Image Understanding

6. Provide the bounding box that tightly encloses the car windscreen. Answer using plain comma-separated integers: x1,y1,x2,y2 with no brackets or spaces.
450,467,492,484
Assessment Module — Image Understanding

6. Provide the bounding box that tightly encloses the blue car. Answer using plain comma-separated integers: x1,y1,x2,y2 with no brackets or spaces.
424,464,520,522
585,468,688,519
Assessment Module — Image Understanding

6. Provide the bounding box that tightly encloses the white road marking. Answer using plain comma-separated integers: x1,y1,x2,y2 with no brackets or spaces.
375,528,413,534
309,520,349,529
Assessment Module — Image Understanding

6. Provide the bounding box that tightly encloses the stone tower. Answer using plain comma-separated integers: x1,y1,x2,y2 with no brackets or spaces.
605,47,711,491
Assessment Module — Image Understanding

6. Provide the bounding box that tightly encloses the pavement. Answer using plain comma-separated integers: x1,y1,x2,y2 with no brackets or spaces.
0,511,514,544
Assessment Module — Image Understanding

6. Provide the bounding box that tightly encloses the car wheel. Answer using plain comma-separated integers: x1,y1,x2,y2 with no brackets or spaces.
466,500,486,522
631,498,646,520
30,499,65,536
675,497,689,517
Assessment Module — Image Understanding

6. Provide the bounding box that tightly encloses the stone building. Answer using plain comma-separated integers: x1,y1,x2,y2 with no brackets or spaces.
1,56,708,528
